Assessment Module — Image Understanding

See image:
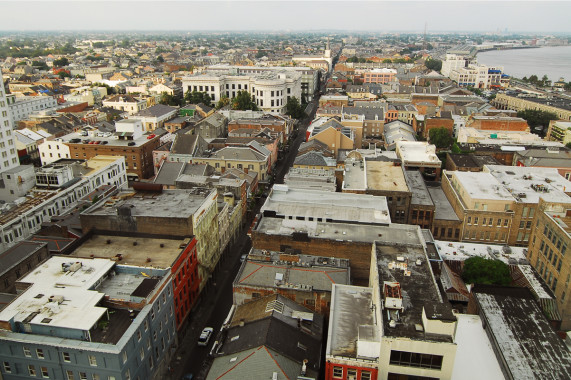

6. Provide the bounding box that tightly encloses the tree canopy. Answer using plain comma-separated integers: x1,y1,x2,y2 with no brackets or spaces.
284,96,305,119
462,256,511,286
428,127,454,148
185,90,211,107
159,92,181,107
53,57,69,67
517,109,558,137
424,58,442,72
232,91,258,111
216,95,230,110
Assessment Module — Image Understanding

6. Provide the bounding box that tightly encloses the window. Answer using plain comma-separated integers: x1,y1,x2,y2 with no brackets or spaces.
3,362,11,373
347,369,357,379
23,346,32,357
474,217,478,225
29,365,37,376
62,352,71,362
467,216,471,224
37,348,44,359
88,355,97,366
389,350,443,370
41,367,49,378
122,351,127,364
66,370,74,380
125,370,130,380
80,373,87,380
332,366,343,378
140,347,145,360
361,371,371,380
92,375,100,380
137,330,142,341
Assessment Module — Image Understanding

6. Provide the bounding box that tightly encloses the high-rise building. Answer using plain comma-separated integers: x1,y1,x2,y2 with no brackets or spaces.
0,85,20,171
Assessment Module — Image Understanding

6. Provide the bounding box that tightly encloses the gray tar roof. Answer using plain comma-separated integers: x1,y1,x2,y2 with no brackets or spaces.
405,170,434,207
473,285,571,380
375,242,455,342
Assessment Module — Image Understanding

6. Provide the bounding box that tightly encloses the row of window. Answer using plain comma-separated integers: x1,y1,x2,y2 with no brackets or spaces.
466,216,509,227
464,230,507,242
332,366,372,380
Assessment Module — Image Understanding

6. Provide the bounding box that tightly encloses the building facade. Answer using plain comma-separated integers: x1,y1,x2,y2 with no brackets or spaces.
0,85,20,172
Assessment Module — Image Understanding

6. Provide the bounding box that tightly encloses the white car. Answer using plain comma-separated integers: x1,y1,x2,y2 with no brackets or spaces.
198,327,214,346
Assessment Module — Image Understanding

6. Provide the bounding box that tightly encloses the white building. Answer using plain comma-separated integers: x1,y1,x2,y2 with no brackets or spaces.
6,94,58,124
38,138,72,165
441,53,468,77
205,65,319,102
0,85,19,172
292,40,333,72
0,155,127,253
182,69,302,114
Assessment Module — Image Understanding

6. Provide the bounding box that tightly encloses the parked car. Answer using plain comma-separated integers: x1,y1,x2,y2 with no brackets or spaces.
198,327,214,346
182,374,194,380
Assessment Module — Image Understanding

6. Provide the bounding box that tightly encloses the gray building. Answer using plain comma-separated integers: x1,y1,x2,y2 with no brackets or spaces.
0,256,176,380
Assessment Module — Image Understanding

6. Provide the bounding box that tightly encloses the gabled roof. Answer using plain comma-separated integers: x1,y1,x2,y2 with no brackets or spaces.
211,146,267,161
134,104,177,118
294,151,336,167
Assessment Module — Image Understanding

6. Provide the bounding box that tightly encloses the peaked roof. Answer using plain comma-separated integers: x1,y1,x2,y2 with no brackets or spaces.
134,104,177,117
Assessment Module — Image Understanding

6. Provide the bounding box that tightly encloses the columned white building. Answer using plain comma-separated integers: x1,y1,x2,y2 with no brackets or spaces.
182,69,303,114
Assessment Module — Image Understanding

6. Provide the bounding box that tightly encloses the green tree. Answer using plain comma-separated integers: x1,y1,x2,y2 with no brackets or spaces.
92,42,105,49
462,256,511,286
517,109,558,137
159,92,180,107
157,56,164,63
428,127,454,148
53,57,69,67
285,96,305,119
232,90,258,111
382,58,392,63
216,95,230,109
184,91,212,107
424,58,442,72
31,61,48,71
58,71,71,79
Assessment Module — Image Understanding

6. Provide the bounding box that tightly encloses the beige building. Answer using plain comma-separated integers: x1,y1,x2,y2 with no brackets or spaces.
102,94,147,115
493,93,571,122
527,198,571,329
308,118,356,158
191,146,270,181
442,165,571,246
546,120,571,145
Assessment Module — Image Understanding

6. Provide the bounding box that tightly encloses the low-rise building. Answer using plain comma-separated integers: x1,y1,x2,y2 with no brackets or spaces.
546,120,571,144
527,199,571,329
362,68,397,84
470,285,571,380
7,94,58,124
191,146,270,182
342,158,411,224
442,165,571,246
80,188,220,291
233,249,350,315
69,234,199,331
102,94,147,115
0,156,127,252
396,141,442,180
131,104,178,132
512,147,571,180
0,241,48,293
285,167,337,192
0,256,177,380
207,294,324,380
64,119,161,180
325,284,379,380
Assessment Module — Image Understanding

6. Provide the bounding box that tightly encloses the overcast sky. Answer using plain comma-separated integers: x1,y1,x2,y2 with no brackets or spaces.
1,1,570,33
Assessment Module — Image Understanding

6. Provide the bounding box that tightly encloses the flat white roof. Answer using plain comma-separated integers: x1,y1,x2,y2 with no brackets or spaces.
396,141,441,166
435,240,527,265
451,171,515,201
452,314,505,380
484,165,571,204
264,184,391,224
0,257,114,332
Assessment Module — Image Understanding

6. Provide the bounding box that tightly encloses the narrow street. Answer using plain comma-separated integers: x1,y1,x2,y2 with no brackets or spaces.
163,89,321,380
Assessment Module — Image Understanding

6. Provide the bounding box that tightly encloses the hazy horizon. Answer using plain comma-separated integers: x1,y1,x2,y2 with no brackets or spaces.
0,1,570,34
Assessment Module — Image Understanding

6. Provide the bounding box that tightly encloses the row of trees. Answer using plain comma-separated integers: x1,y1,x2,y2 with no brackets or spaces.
162,90,306,119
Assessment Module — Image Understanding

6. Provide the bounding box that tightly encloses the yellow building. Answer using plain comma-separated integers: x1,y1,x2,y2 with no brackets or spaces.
192,146,270,181
527,199,571,329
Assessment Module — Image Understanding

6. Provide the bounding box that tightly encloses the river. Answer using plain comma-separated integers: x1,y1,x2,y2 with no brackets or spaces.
477,46,571,82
